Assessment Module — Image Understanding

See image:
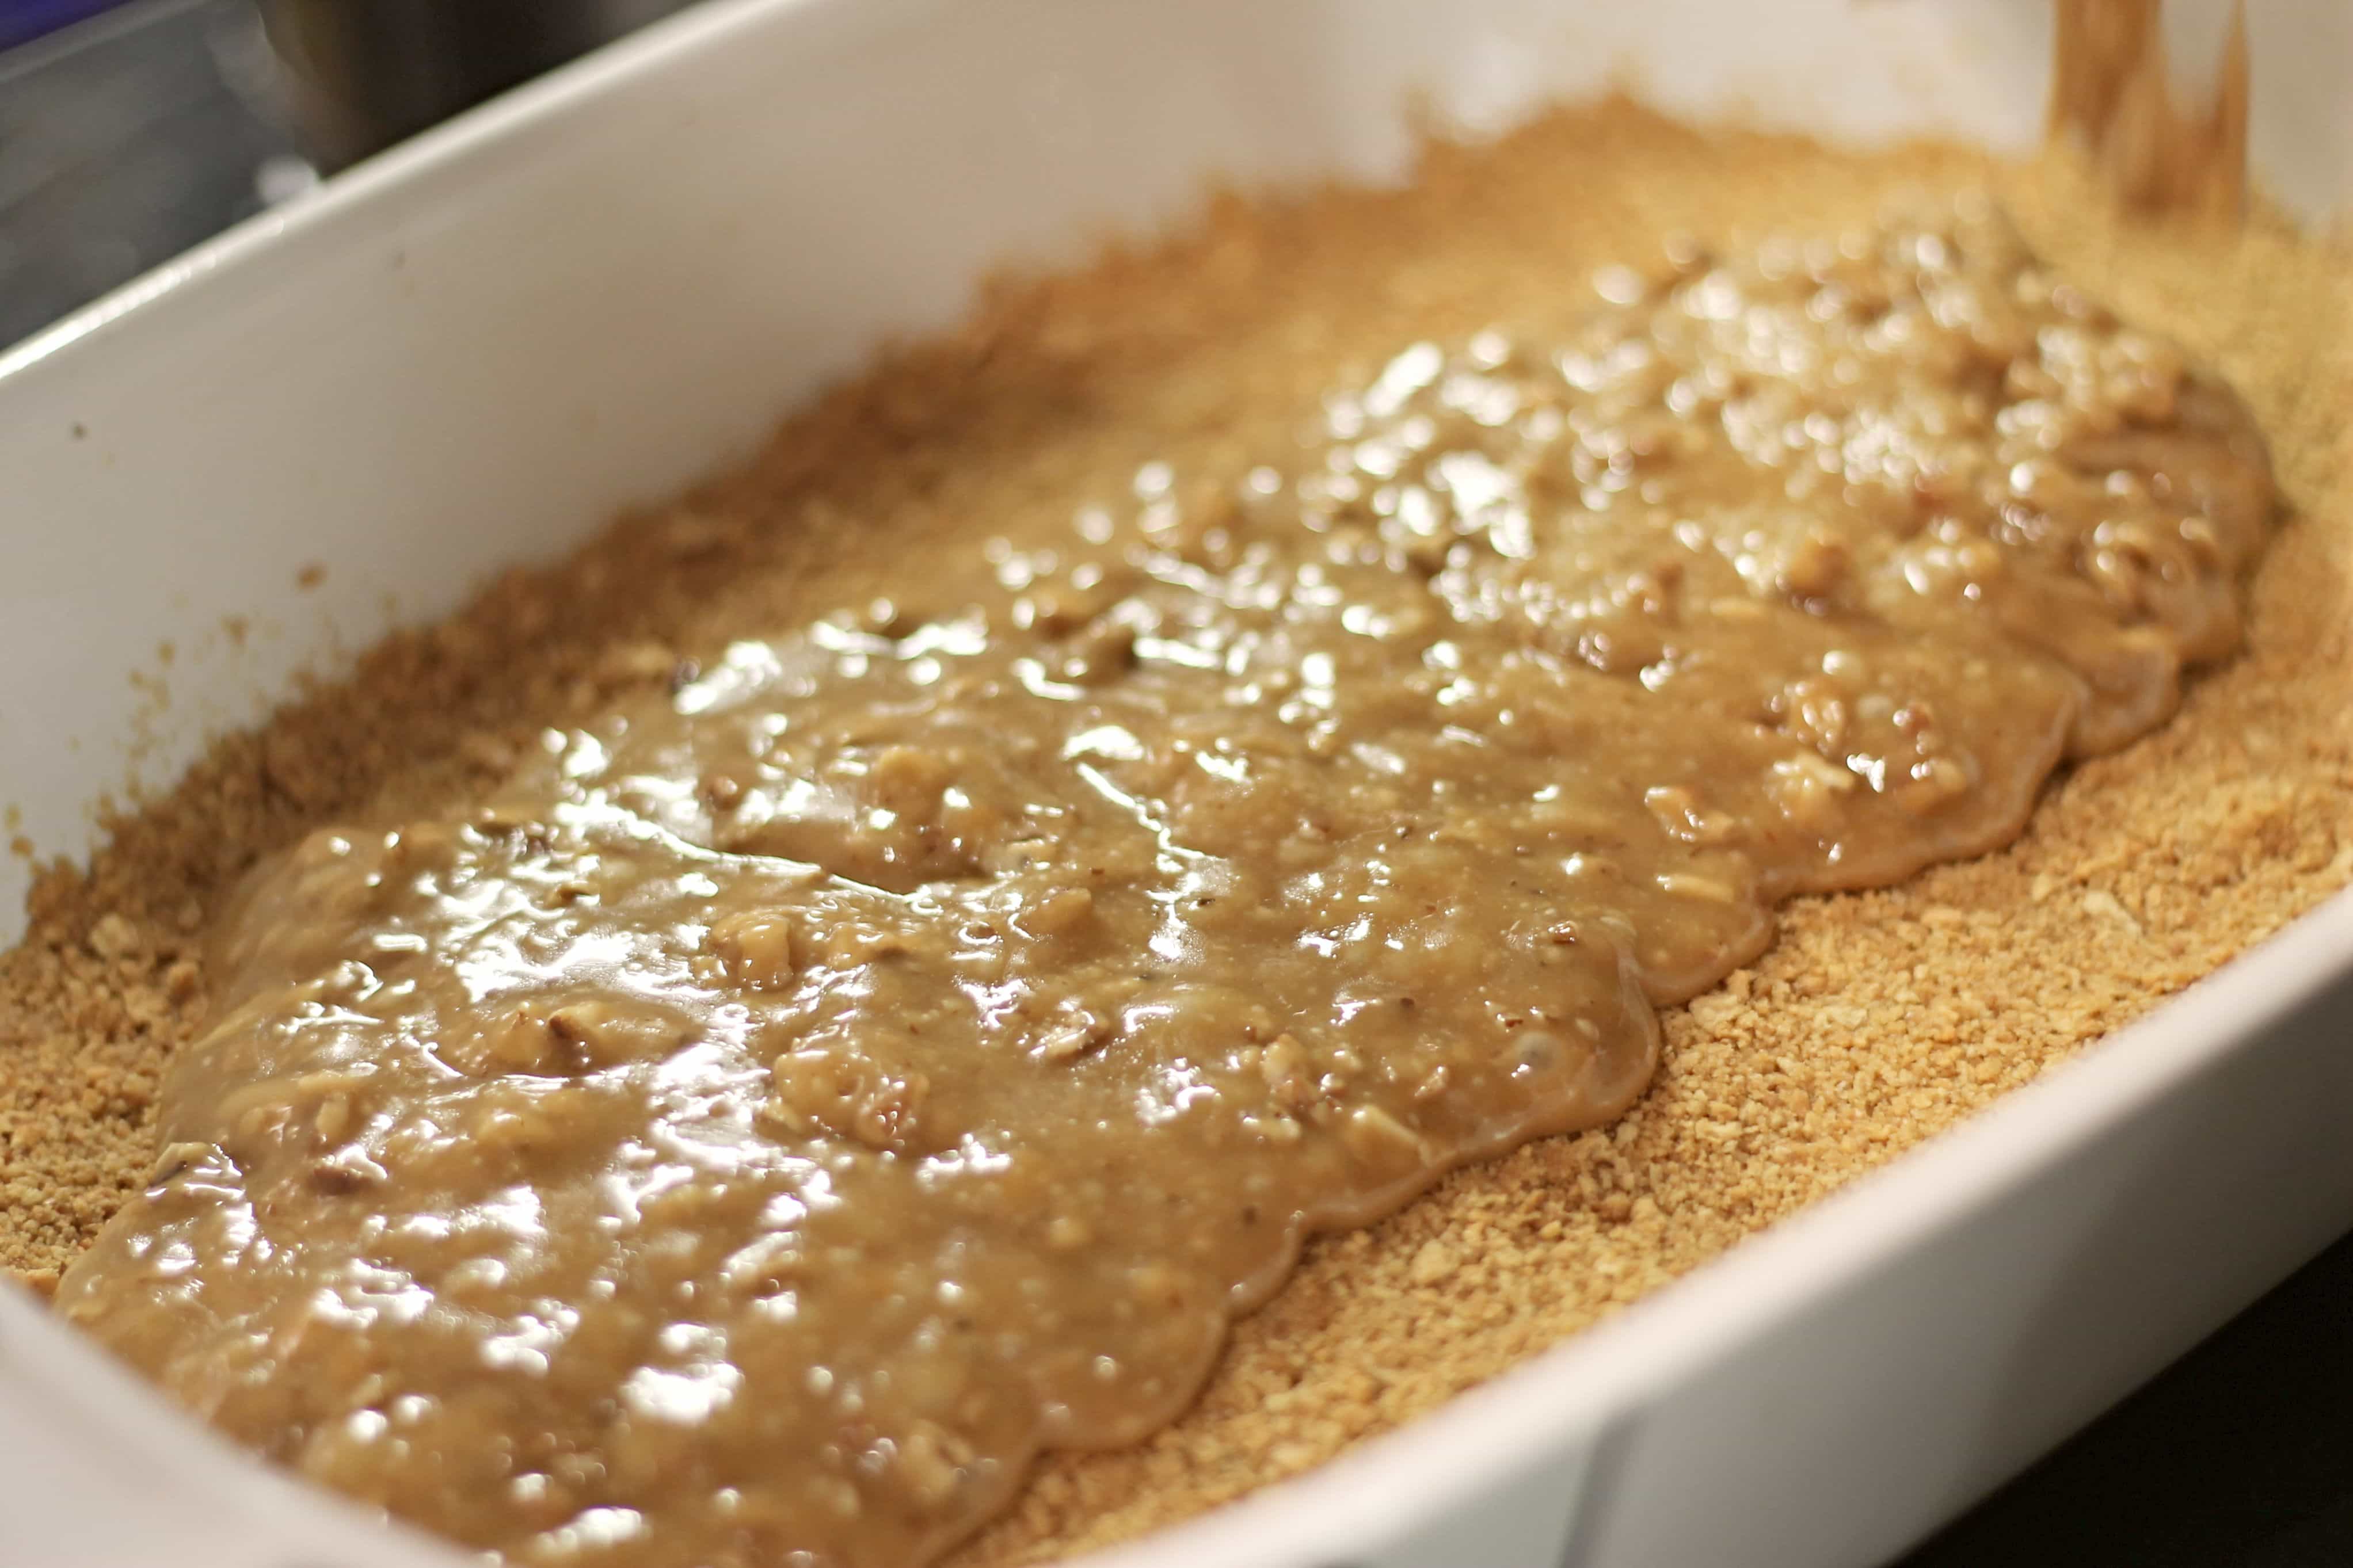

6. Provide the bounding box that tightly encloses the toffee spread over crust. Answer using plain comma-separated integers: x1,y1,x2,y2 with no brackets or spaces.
4,103,2347,1568
48,185,2276,1567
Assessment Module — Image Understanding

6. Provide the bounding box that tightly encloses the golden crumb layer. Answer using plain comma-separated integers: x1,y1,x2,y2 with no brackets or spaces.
1,100,2346,1566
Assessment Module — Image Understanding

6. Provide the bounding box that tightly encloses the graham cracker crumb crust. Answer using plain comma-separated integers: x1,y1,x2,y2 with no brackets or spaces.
1,100,2346,1563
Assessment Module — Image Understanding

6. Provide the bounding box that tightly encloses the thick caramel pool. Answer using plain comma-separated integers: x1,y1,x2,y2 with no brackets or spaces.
56,200,2272,1568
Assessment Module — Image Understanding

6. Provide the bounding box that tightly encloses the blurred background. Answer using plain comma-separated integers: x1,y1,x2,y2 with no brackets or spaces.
0,0,698,345
0,3,2346,1564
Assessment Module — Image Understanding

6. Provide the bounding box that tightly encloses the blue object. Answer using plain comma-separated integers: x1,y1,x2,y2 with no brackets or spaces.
0,0,125,53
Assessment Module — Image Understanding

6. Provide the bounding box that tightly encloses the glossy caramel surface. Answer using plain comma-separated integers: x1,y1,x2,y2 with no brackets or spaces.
57,202,2273,1568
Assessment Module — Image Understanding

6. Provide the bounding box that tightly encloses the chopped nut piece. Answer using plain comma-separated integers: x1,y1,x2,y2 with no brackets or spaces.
545,1001,677,1067
766,1050,931,1153
1258,1034,1316,1109
1018,887,1094,938
1655,872,1740,903
1779,532,1850,599
1643,785,1737,846
1341,1104,1429,1166
1036,1020,1104,1062
707,911,801,990
895,1421,975,1511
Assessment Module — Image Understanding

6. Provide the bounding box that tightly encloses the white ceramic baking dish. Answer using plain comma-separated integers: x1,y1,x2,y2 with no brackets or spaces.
2,2,2348,1565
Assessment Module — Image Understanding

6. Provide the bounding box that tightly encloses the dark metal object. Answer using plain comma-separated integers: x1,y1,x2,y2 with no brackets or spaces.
253,0,697,166
0,0,295,347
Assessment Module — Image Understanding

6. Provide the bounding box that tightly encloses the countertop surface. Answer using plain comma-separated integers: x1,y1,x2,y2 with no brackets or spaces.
2,4,2347,1565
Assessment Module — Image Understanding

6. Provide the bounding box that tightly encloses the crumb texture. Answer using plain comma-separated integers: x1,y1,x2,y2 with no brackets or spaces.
1,101,2346,1566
